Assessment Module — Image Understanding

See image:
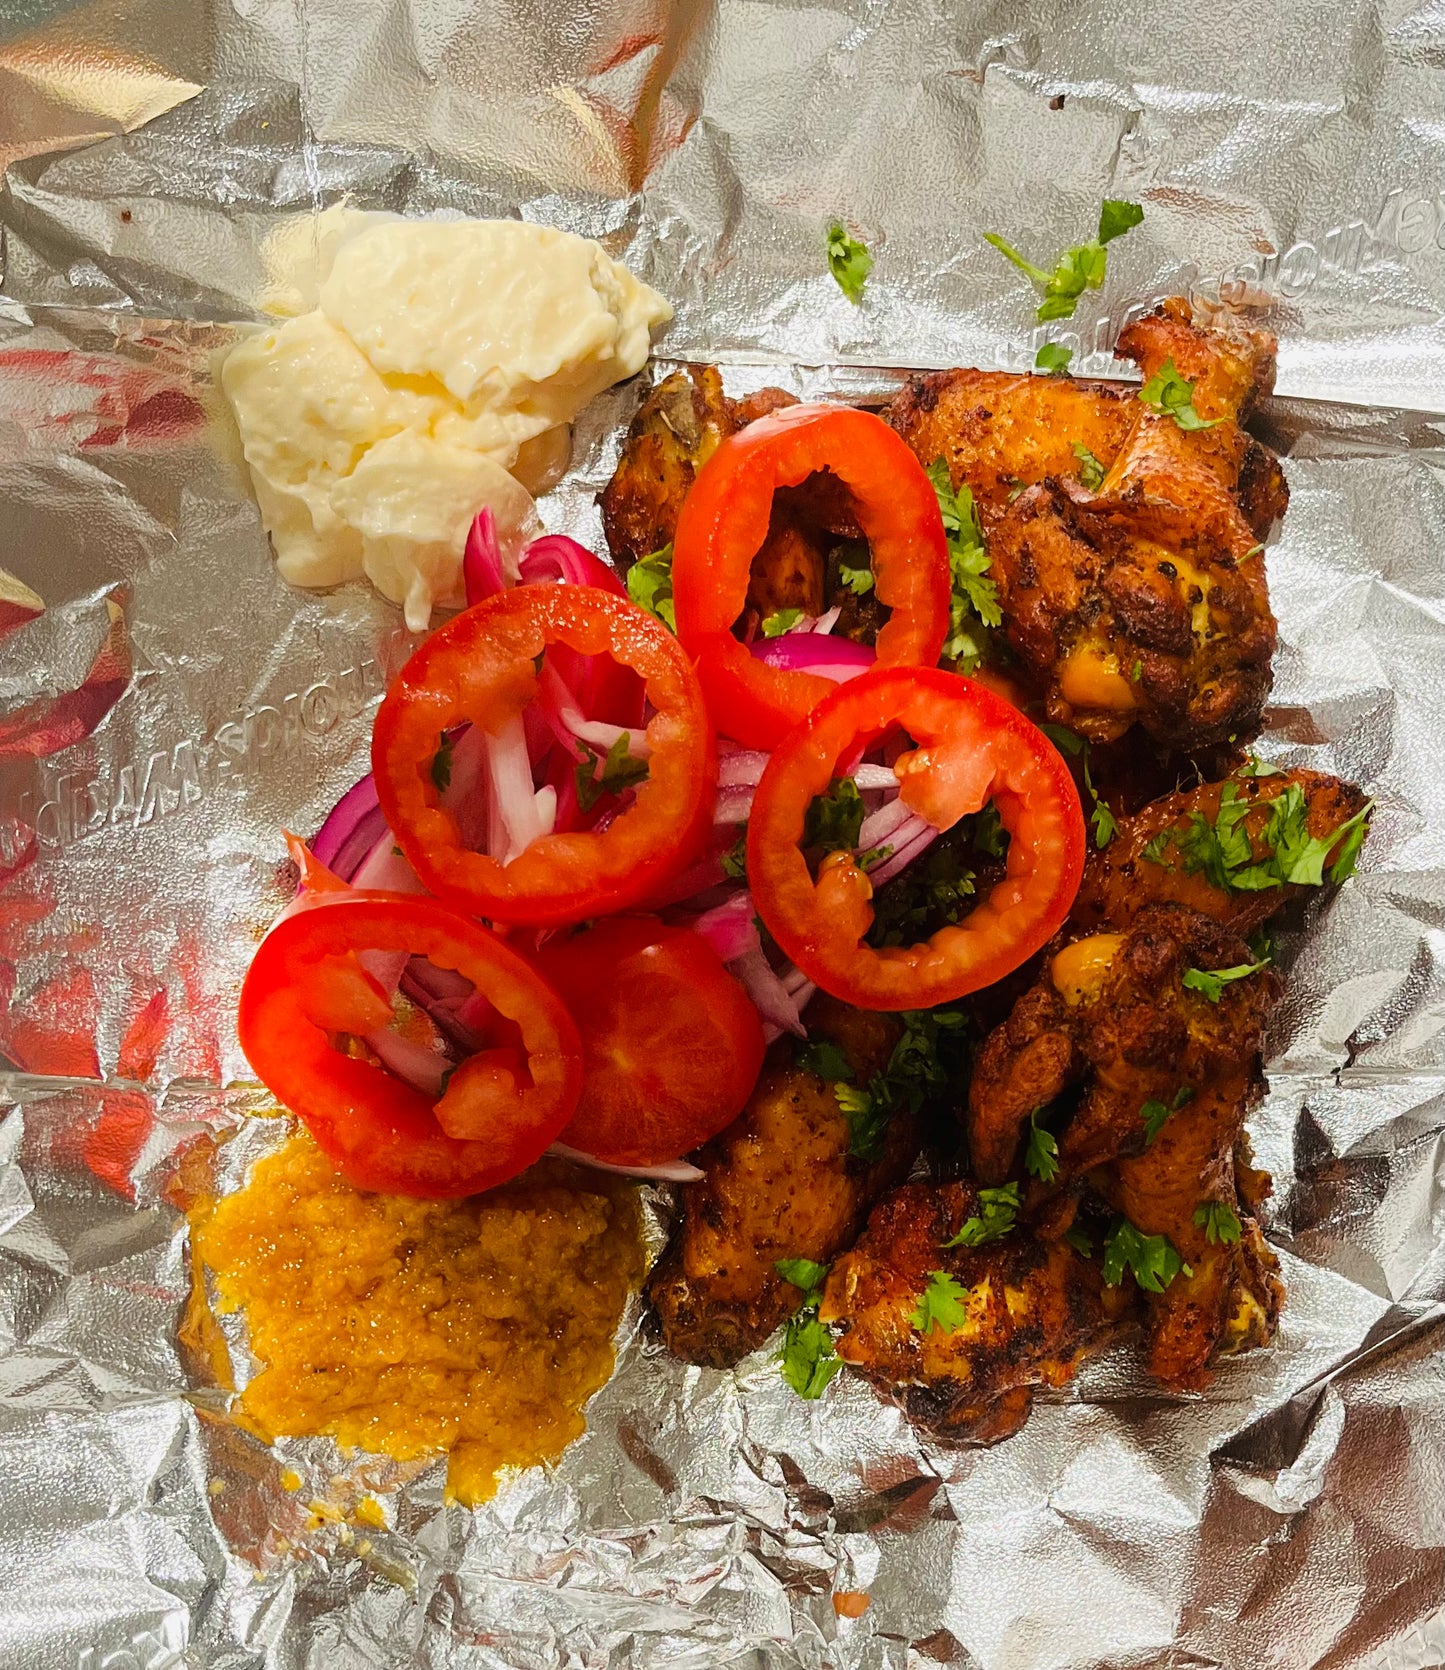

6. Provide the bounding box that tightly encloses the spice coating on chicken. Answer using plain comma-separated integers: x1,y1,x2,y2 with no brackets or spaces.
1071,767,1370,936
898,301,1288,750
648,997,914,1369
820,1180,1130,1440
599,366,827,616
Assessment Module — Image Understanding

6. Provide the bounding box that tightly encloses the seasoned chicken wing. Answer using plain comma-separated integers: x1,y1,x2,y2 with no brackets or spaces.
820,1180,1131,1440
648,997,915,1368
599,366,827,616
1071,766,1370,936
907,301,1288,750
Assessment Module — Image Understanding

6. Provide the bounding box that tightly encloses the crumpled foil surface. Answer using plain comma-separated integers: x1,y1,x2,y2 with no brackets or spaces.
0,3,1442,1667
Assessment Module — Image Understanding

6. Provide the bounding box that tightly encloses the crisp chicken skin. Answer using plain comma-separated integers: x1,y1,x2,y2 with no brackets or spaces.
820,1181,1131,1440
1072,767,1370,935
964,301,1285,749
599,366,827,616
648,998,914,1368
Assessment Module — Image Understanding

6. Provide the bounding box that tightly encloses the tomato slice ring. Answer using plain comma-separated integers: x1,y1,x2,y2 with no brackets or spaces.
238,890,584,1198
372,585,716,926
672,403,950,749
535,916,766,1166
747,667,1086,1010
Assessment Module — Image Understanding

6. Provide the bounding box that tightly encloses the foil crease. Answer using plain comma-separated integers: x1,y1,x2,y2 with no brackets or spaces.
0,3,1442,1667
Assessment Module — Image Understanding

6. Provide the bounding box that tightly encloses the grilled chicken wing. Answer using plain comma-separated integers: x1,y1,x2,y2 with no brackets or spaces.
1071,767,1370,935
649,997,915,1368
599,366,827,616
890,300,1287,751
820,1181,1130,1440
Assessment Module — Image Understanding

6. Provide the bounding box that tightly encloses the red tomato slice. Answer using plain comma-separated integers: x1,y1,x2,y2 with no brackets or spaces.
371,584,716,927
672,403,950,749
534,916,766,1166
238,890,583,1198
747,667,1086,1010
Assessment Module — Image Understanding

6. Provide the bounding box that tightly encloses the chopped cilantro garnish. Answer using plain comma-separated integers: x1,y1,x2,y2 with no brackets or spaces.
983,199,1144,322
1024,1107,1060,1183
1072,442,1107,491
1102,1217,1190,1292
1182,959,1270,1003
803,776,865,855
1035,342,1073,375
909,1269,970,1336
575,731,649,814
1130,659,1142,683
859,843,894,872
1140,1083,1194,1145
866,821,975,947
776,1257,842,1398
830,1005,968,1160
796,1038,853,1083
972,802,1007,858
625,544,676,631
1081,746,1117,849
762,608,804,637
926,458,1001,673
1143,781,1372,896
826,221,873,305
942,1181,1021,1248
1193,1201,1243,1246
1239,755,1283,778
430,733,454,793
1039,721,1086,757
1138,356,1221,432
838,556,875,596
1063,1225,1094,1258
721,826,748,880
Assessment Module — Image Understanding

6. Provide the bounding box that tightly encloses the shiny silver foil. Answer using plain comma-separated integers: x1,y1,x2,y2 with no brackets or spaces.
0,3,1442,1666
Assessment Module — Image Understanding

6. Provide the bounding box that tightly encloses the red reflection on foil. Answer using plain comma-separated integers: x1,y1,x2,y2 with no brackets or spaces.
0,347,205,452
0,593,131,761
82,1090,154,1201
0,963,101,1079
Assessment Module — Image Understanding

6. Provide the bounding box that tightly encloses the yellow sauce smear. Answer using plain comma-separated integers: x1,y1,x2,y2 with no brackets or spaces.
188,1132,644,1506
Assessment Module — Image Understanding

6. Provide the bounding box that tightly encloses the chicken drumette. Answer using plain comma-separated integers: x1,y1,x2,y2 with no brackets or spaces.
888,299,1288,751
648,997,917,1368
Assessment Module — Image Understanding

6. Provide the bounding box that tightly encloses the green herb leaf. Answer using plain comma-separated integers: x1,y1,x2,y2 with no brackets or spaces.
1080,747,1117,850
1138,356,1222,432
1182,959,1271,1003
1039,722,1086,757
1140,1083,1193,1145
625,544,676,631
430,734,454,793
827,222,873,305
909,1269,971,1336
1072,442,1107,491
1098,199,1145,243
803,776,865,854
797,1038,853,1083
1035,342,1073,375
1130,659,1142,683
1102,1217,1190,1292
721,826,748,881
775,1256,829,1296
833,1005,968,1160
926,458,1001,672
575,731,649,814
942,1181,1021,1248
762,608,804,638
984,201,1143,322
1024,1108,1060,1183
1239,756,1284,778
858,843,893,872
838,556,875,596
972,801,1007,858
1063,1225,1094,1258
1192,1201,1243,1246
780,1308,843,1398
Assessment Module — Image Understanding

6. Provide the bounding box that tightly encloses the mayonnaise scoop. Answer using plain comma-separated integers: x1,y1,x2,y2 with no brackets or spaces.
222,218,672,629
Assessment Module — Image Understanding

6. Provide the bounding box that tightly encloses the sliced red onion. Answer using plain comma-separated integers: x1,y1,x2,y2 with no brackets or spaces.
311,774,387,884
546,1141,706,1182
573,718,650,758
864,812,942,889
463,507,505,605
752,633,875,682
520,535,626,594
485,716,548,862
812,605,842,634
718,747,771,789
714,785,754,825
351,830,426,893
853,763,900,791
731,945,809,1039
693,893,761,963
364,1027,451,1096
857,795,916,853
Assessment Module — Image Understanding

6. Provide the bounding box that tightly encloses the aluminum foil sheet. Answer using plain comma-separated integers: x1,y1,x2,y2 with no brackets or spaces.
0,2,1443,1666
